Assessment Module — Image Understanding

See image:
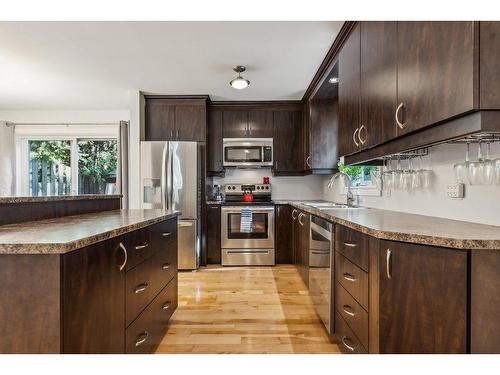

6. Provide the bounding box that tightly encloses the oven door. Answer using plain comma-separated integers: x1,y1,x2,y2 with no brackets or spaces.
221,206,275,249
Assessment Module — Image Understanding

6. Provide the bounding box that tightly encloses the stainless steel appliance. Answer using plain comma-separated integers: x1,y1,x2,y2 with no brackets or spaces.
308,215,333,334
140,141,200,270
223,138,273,168
220,183,275,266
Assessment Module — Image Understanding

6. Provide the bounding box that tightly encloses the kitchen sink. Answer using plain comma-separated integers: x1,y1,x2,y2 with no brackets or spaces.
304,202,366,210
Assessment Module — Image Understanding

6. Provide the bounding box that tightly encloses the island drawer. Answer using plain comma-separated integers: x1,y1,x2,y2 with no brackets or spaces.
126,226,153,271
335,225,369,271
335,281,368,350
335,252,369,310
126,277,178,354
335,312,368,354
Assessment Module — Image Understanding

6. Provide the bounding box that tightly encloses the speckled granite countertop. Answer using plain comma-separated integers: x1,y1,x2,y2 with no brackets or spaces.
275,200,500,250
0,194,122,204
0,209,180,254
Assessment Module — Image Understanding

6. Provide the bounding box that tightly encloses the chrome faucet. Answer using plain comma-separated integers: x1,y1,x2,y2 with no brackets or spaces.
327,172,356,207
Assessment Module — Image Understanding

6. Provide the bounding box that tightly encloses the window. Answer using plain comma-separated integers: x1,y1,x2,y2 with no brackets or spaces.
338,161,382,196
15,125,119,196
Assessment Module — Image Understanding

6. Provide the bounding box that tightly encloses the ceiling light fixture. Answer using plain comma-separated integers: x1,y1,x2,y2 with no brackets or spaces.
328,77,339,84
230,65,250,90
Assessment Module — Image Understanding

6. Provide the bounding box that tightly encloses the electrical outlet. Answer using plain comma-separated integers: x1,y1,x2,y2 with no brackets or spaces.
446,183,465,199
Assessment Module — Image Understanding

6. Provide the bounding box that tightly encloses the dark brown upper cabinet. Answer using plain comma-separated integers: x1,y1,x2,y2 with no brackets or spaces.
222,110,248,138
378,241,467,353
308,61,340,174
396,22,475,136
338,23,361,157
222,109,274,138
144,96,207,142
207,109,223,174
360,21,397,147
273,109,304,175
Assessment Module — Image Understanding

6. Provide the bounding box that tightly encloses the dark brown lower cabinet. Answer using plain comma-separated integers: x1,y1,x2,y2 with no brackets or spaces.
63,235,126,353
294,210,310,286
378,240,467,354
206,204,221,264
275,205,293,264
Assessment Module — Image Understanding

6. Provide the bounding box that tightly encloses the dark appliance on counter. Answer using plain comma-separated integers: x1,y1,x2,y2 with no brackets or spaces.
221,183,274,266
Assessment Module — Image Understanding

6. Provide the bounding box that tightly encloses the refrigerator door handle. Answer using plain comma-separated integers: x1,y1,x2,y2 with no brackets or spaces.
166,143,173,210
160,142,169,210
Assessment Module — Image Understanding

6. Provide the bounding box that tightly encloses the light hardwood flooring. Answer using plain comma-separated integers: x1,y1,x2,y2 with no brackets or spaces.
156,265,340,354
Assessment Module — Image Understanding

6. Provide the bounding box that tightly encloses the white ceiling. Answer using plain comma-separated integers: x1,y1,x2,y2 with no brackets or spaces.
0,22,343,110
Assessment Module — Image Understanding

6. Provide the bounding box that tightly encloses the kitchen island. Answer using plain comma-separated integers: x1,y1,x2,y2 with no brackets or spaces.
0,196,180,354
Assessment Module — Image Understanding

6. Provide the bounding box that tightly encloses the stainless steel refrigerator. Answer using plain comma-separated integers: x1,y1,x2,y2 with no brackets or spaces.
140,141,200,270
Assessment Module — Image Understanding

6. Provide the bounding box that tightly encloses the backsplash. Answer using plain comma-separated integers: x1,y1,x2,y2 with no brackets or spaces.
323,142,500,226
213,169,324,200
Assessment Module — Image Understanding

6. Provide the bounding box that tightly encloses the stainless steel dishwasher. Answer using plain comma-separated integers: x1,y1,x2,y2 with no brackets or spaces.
308,215,333,334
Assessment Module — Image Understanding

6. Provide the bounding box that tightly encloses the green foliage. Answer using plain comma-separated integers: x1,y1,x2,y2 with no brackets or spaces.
337,160,378,186
30,140,71,166
78,140,117,183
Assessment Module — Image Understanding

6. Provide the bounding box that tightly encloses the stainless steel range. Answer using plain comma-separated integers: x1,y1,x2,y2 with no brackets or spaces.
221,183,275,266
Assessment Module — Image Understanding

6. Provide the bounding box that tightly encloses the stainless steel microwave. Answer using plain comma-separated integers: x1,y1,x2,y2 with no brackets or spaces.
222,138,273,168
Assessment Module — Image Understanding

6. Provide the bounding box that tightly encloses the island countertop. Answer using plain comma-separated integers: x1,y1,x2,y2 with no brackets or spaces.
275,200,500,250
0,209,181,255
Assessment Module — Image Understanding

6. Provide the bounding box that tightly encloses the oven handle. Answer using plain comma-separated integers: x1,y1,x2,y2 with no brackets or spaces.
226,250,270,254
221,207,275,213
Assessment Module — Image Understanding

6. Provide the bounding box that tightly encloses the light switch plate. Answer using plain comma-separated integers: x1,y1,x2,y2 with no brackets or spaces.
446,183,465,199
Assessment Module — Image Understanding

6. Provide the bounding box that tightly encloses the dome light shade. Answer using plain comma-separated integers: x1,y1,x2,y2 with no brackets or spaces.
230,66,250,90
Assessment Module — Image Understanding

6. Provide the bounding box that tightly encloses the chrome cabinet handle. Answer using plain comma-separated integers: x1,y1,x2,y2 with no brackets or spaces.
343,242,358,248
298,213,305,226
343,273,357,282
162,232,172,237
135,331,149,347
358,125,367,145
386,249,392,279
353,127,360,147
118,242,128,271
395,102,405,129
162,263,171,270
292,209,298,220
343,304,356,317
135,242,149,250
134,283,149,294
306,155,311,168
162,301,172,310
176,129,179,139
342,336,355,352
170,129,173,139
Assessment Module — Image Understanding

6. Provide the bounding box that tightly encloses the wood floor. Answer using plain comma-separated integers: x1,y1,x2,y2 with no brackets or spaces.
156,265,340,354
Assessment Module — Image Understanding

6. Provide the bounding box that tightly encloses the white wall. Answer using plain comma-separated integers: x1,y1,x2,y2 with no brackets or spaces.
213,169,324,200
323,142,500,226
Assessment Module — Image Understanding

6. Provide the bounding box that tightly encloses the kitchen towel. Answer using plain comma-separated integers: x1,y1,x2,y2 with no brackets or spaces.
240,208,253,233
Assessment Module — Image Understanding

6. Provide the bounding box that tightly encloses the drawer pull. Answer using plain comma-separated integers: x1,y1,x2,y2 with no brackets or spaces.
135,242,149,250
342,273,357,282
343,242,358,248
134,283,149,294
162,301,172,310
162,263,171,270
135,331,149,347
162,232,172,237
342,304,356,317
342,336,355,352
118,242,128,271
386,248,392,280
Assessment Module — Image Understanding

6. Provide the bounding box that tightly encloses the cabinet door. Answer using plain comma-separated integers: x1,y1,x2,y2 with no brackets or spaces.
309,99,339,171
206,204,221,264
360,21,397,147
248,110,273,138
273,110,304,174
223,110,248,138
297,211,310,286
275,205,293,264
175,103,206,141
379,241,467,353
338,24,361,157
207,110,224,173
396,21,475,135
63,236,126,353
145,100,176,141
